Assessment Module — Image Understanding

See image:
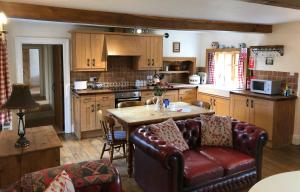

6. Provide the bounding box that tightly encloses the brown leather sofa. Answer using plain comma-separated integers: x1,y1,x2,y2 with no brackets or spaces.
131,118,268,192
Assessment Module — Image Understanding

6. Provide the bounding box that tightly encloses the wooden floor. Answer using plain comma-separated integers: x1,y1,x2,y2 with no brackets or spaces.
60,134,300,191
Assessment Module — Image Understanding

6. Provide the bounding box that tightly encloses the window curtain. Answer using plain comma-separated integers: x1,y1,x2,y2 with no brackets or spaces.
237,48,247,89
0,35,11,126
207,52,215,84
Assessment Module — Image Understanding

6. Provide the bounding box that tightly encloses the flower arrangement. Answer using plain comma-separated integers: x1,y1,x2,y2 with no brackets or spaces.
153,82,172,96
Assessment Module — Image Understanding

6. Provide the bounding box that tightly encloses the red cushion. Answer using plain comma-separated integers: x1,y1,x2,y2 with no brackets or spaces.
199,146,255,175
183,151,224,186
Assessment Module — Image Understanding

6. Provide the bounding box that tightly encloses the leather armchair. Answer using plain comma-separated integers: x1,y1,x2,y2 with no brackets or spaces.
131,118,267,192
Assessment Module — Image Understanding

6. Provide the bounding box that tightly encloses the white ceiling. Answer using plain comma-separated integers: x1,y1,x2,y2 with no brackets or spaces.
4,0,300,24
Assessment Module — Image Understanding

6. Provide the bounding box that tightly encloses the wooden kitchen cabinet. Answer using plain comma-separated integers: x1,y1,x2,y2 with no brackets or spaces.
137,36,163,70
179,88,197,104
73,94,115,139
197,92,230,116
230,93,296,148
72,32,106,71
141,91,154,104
164,90,179,102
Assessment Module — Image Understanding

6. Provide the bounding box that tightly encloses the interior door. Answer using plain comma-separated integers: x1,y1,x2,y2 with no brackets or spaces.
91,34,106,70
249,98,274,140
230,94,249,122
52,45,64,132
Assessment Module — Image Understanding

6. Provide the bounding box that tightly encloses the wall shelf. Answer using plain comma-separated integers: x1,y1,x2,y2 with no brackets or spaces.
158,70,190,74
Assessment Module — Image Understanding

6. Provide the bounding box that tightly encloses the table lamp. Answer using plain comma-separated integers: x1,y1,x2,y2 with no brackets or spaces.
3,84,39,148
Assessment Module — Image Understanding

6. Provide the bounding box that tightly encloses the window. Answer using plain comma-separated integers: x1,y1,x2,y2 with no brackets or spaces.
213,51,240,89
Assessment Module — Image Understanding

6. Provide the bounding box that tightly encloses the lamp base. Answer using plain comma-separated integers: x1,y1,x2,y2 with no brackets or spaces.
15,136,30,148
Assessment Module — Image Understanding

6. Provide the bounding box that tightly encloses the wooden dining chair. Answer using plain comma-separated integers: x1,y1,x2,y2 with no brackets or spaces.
98,110,127,162
192,100,211,110
145,97,158,105
117,101,143,108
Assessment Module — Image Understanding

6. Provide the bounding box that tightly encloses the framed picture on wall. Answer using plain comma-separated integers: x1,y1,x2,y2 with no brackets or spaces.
265,57,274,65
173,42,180,53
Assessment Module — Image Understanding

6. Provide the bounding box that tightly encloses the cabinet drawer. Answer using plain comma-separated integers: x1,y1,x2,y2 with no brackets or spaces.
96,94,115,107
80,96,96,103
179,88,196,95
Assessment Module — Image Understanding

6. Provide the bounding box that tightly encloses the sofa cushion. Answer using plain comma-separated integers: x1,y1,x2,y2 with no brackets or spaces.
183,151,224,186
199,146,255,175
45,170,75,192
200,115,233,147
150,118,189,152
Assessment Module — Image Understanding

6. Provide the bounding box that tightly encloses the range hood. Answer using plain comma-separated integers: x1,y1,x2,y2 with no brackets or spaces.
106,34,142,56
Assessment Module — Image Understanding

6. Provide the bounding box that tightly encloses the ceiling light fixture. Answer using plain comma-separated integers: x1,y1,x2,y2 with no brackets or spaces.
136,28,143,34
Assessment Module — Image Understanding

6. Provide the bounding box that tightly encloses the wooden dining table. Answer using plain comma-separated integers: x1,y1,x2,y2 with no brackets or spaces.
107,102,214,177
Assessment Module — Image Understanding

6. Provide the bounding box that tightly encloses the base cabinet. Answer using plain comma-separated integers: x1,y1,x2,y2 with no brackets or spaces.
230,94,295,147
73,94,115,139
164,90,179,102
197,92,230,116
179,89,197,104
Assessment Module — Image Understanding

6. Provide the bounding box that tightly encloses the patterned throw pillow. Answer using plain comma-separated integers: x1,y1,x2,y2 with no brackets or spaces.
45,170,75,192
200,114,233,147
150,118,189,151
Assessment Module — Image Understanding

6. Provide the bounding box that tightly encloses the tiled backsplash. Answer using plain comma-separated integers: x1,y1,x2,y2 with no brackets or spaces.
71,56,190,84
252,70,299,94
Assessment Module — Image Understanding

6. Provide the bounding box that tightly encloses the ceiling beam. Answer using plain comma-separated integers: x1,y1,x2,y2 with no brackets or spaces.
0,1,272,33
238,0,300,10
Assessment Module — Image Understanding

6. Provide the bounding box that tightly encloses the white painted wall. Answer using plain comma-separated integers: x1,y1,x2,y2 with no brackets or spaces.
154,30,202,66
29,49,40,86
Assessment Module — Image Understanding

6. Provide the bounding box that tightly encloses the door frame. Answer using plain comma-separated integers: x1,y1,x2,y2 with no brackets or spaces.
15,37,72,133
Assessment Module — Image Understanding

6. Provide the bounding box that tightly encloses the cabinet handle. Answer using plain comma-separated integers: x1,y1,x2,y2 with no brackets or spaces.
92,59,95,67
87,59,90,67
152,59,154,66
213,99,216,106
251,100,254,108
91,104,95,112
246,98,249,107
147,59,150,66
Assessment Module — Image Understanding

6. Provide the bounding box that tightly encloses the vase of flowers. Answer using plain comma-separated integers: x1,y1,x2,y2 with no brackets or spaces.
153,83,166,111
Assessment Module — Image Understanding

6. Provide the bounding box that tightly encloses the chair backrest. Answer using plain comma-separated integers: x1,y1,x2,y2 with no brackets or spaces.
192,100,211,109
117,101,143,108
97,110,116,140
145,97,158,105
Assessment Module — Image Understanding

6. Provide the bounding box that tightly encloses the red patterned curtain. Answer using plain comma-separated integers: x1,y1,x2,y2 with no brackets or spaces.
207,52,215,84
237,48,247,89
0,37,11,126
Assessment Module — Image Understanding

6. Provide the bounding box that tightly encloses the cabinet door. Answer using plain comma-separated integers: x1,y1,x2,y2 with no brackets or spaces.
197,92,213,107
230,94,249,122
74,33,91,70
249,98,274,140
95,94,115,132
165,90,179,102
137,36,151,70
73,96,81,138
80,97,96,131
91,34,106,70
179,89,197,104
141,91,154,104
151,36,163,69
214,97,230,116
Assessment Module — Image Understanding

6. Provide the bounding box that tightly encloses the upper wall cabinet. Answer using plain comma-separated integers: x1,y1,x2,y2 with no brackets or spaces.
71,32,107,71
137,36,163,70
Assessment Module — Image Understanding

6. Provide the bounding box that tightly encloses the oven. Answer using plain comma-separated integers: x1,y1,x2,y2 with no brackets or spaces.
115,91,141,108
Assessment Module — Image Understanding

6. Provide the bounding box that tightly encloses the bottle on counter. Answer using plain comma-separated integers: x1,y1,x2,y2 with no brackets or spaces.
283,83,290,96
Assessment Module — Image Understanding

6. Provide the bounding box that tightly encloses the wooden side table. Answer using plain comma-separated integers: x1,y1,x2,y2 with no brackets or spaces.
0,126,62,188
249,171,300,192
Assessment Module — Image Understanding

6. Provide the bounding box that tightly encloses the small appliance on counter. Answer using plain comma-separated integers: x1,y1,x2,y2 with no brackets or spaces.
198,72,207,84
74,81,87,90
250,79,281,95
189,74,200,85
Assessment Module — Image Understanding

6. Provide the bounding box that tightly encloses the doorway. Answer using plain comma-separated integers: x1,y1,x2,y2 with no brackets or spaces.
22,44,64,132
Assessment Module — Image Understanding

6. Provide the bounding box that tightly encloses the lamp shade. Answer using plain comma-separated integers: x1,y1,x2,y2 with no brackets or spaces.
3,84,39,109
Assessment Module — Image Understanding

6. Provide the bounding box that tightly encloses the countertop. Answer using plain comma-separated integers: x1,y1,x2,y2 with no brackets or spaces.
73,83,198,96
230,90,297,101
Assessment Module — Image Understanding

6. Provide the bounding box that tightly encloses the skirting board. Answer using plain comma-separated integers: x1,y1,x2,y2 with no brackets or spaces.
292,134,300,145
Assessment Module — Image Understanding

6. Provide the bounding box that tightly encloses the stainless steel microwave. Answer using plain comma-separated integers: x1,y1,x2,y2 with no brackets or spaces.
250,79,281,95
